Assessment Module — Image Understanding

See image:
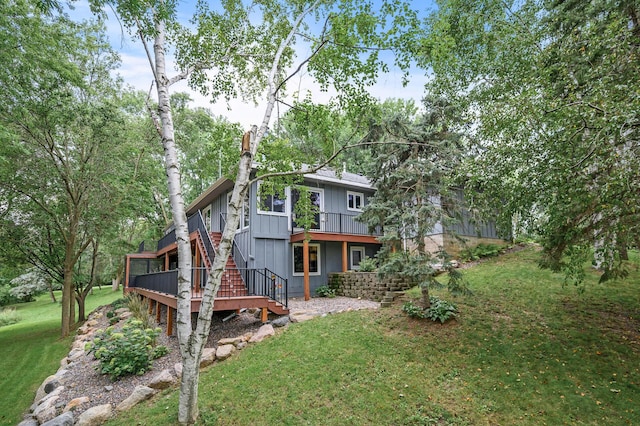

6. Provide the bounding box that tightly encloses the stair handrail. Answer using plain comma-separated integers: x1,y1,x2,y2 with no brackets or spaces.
219,213,247,269
192,211,216,266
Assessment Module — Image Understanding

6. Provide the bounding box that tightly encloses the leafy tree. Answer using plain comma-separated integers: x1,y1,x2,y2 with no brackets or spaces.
359,97,468,307
0,3,164,334
422,0,640,285
171,93,243,202
90,0,421,422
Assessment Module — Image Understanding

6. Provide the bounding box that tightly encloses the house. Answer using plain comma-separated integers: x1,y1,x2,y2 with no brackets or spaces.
124,168,506,334
124,168,382,333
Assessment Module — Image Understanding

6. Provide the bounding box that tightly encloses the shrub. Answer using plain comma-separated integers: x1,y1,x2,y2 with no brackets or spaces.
358,256,377,272
424,296,458,323
459,243,504,262
86,319,168,380
125,293,154,329
8,270,50,303
316,285,336,298
402,297,458,323
0,308,21,327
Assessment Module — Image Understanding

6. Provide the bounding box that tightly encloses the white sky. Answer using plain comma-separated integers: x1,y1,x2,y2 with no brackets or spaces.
69,1,433,129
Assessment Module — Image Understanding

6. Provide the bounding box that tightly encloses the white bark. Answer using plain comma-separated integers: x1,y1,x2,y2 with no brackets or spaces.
144,3,321,423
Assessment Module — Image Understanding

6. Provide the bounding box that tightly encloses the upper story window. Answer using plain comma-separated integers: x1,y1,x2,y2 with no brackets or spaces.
227,192,250,229
257,182,288,216
347,191,364,212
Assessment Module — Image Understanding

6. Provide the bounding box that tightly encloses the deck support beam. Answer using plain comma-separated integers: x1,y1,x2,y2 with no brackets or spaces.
303,240,310,301
147,298,153,315
261,307,268,323
342,241,348,272
167,306,173,336
156,302,162,323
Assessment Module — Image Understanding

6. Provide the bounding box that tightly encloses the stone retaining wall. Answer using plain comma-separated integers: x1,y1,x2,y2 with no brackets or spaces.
328,272,414,302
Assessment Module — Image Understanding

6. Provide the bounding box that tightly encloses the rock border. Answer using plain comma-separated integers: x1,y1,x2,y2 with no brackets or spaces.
19,306,319,425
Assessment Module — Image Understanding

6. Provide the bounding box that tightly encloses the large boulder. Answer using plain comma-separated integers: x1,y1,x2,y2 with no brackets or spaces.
76,404,112,426
148,369,176,390
249,324,275,343
271,316,290,327
116,385,156,411
34,375,61,403
200,348,216,368
63,396,90,412
40,411,74,426
215,344,236,361
218,336,244,346
290,311,319,323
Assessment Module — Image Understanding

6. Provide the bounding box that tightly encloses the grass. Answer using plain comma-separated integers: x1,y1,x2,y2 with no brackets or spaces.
0,287,122,426
103,247,640,425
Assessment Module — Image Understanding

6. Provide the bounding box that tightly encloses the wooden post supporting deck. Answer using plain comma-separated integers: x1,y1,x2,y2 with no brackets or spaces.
261,307,268,323
342,241,348,272
167,307,173,336
156,302,162,323
303,240,310,301
147,298,153,315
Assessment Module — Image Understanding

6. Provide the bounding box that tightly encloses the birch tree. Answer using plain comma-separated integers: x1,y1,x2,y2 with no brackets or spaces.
90,0,420,422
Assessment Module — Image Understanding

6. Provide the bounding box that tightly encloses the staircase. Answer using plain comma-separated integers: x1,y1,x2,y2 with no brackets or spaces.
201,231,248,298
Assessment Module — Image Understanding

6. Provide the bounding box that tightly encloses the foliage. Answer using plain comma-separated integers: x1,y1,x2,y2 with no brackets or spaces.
358,97,467,307
402,297,458,323
86,319,167,380
459,244,504,262
423,0,640,284
124,293,155,329
8,269,50,303
0,285,19,307
0,288,121,425
0,308,21,328
357,256,377,272
315,285,336,298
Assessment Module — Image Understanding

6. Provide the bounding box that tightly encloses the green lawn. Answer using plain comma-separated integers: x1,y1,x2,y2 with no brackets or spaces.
104,247,640,425
0,287,122,426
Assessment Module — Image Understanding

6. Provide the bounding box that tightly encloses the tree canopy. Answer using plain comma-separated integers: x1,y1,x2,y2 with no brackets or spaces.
423,0,640,284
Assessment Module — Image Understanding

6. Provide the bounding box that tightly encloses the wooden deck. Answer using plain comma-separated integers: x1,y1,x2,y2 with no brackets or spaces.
128,287,289,335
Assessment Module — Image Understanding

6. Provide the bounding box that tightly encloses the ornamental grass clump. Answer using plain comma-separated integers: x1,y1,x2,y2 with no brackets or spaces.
86,319,168,380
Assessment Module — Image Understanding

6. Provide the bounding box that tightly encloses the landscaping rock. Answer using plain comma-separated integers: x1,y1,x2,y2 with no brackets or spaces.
63,396,90,412
34,397,59,425
44,373,62,393
218,336,244,346
236,341,248,350
215,344,235,360
148,369,176,390
289,311,317,323
249,324,275,343
116,385,156,411
17,418,38,426
118,311,133,320
200,348,216,367
41,411,74,426
35,375,60,403
271,316,290,327
76,404,112,426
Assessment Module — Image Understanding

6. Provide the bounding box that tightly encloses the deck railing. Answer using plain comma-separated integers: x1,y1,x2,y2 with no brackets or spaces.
292,212,382,236
131,267,288,307
157,213,215,252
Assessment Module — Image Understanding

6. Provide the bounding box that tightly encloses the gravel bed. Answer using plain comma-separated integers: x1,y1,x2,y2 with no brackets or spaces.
51,296,379,417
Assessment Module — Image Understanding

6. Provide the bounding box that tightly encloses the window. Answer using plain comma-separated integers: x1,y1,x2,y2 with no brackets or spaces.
347,191,364,212
202,206,212,232
350,246,365,270
293,243,321,276
226,192,250,230
257,182,288,216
